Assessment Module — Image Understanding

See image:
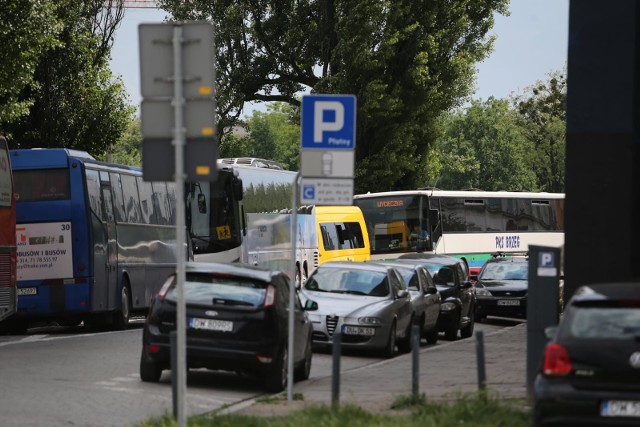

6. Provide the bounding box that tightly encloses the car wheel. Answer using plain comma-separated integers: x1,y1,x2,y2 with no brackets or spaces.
382,321,397,358
139,349,162,382
444,312,459,341
425,327,439,344
460,306,475,338
294,338,312,382
264,346,288,392
397,316,414,354
112,279,131,331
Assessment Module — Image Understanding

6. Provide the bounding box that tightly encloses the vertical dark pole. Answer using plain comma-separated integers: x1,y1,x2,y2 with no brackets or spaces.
170,331,178,418
411,324,420,402
331,332,341,409
475,330,486,392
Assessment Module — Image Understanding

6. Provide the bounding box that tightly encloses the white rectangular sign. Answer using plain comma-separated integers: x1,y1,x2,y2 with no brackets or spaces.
300,178,354,205
16,222,73,281
300,150,354,178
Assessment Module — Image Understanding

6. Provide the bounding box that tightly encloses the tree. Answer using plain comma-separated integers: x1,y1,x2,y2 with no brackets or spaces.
0,0,60,124
97,117,142,166
513,69,566,192
2,0,133,156
158,0,508,192
430,98,538,191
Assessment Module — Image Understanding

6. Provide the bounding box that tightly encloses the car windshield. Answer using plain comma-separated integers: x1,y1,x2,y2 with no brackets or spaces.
167,273,268,307
568,306,640,339
480,262,528,281
305,268,389,297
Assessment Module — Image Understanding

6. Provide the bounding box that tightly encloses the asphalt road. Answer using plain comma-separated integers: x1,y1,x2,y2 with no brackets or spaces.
0,317,521,426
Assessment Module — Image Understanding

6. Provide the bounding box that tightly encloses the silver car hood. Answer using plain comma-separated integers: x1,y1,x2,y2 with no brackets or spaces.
302,290,392,317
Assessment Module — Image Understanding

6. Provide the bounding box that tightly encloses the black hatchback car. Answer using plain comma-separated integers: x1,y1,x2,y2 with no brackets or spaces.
475,255,529,320
397,253,476,340
140,263,317,392
534,283,640,426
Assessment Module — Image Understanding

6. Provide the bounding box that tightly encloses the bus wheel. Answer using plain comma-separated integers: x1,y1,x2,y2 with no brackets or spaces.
113,280,131,331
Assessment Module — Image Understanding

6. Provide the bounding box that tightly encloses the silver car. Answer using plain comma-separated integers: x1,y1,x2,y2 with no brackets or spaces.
373,262,441,344
300,262,414,358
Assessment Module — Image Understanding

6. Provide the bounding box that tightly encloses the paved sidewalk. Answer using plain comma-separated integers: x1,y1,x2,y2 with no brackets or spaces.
234,323,528,415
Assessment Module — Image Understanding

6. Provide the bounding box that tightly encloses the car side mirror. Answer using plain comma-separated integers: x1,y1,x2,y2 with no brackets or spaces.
427,287,438,295
461,281,473,289
396,289,409,299
197,194,207,213
304,299,318,311
544,326,558,340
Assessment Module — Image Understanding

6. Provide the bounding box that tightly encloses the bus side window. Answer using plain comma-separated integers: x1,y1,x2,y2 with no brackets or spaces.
85,169,104,220
166,183,176,225
136,177,155,224
109,173,126,222
121,174,142,223
152,182,170,225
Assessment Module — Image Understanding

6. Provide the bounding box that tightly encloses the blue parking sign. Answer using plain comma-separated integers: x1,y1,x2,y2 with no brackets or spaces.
301,95,356,149
302,184,315,200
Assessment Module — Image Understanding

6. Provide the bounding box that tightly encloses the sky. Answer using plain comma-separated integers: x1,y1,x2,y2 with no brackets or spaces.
110,0,569,116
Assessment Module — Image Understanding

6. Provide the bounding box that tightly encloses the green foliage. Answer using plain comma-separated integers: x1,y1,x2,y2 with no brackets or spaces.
96,118,142,166
224,103,301,169
430,98,538,191
158,0,509,193
1,0,133,155
513,70,566,192
140,395,530,426
0,0,61,123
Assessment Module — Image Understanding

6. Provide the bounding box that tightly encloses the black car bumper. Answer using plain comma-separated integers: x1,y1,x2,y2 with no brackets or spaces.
143,325,281,374
476,296,527,318
535,375,640,426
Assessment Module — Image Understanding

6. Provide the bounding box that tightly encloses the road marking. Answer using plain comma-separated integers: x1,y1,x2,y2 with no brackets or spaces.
0,329,138,348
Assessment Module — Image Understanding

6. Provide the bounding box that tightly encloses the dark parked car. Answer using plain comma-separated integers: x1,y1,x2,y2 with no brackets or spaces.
373,262,441,344
397,253,476,340
300,262,414,358
139,262,317,392
534,283,640,426
475,255,529,320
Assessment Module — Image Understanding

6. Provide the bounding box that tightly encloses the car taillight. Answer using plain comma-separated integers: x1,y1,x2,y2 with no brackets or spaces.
543,343,572,376
264,285,276,307
157,276,175,299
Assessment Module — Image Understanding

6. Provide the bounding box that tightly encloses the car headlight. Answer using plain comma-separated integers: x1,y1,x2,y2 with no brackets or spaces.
358,317,381,325
476,288,492,297
441,302,457,312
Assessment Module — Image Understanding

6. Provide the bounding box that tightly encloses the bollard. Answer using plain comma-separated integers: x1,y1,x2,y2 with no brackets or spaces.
475,330,486,392
332,332,342,409
170,331,178,418
411,324,421,402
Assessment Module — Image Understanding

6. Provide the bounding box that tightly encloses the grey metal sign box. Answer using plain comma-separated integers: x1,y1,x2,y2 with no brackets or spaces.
141,99,216,139
139,22,215,99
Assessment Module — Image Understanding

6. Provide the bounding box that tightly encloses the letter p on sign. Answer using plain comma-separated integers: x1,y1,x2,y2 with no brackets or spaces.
314,101,344,143
539,252,555,268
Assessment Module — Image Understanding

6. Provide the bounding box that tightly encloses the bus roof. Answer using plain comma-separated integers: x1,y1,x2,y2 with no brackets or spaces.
354,190,565,200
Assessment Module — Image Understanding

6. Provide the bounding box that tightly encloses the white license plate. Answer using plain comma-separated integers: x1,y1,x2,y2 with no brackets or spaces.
601,400,640,417
17,287,38,296
497,299,520,306
342,325,375,336
189,318,233,332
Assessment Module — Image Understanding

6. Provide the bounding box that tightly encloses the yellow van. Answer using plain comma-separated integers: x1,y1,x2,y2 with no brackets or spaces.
315,206,371,264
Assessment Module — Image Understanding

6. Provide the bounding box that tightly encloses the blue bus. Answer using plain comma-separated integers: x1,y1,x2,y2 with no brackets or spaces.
9,148,181,331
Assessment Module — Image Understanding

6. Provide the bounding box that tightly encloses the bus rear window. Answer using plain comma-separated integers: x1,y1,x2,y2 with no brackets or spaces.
14,169,71,201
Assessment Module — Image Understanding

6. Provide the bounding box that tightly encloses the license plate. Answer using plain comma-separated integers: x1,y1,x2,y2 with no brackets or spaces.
601,400,640,417
189,318,233,332
17,287,38,296
342,325,375,336
497,299,520,306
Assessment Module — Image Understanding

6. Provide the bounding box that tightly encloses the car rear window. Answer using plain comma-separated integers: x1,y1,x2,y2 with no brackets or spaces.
480,262,528,281
305,268,389,297
568,306,640,339
169,273,269,307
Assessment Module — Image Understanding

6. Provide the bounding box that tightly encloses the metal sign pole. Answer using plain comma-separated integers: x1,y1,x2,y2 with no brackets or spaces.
287,172,301,401
172,24,187,427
